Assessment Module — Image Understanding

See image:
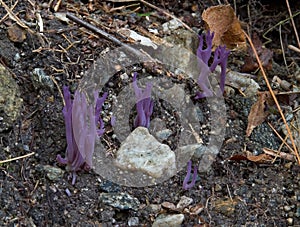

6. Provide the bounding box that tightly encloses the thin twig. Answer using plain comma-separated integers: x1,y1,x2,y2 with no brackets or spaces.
263,147,295,162
262,11,300,45
267,122,294,153
0,152,35,164
244,31,300,164
0,0,34,33
285,0,300,49
139,0,194,33
66,13,150,60
279,24,289,73
288,44,300,53
50,75,65,106
0,0,18,24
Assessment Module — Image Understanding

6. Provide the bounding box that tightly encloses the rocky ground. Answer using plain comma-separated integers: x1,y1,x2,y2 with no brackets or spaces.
0,0,300,226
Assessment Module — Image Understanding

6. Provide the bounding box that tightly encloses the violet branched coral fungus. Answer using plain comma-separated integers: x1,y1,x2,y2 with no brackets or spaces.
57,86,107,185
132,72,154,128
182,160,198,190
195,31,230,99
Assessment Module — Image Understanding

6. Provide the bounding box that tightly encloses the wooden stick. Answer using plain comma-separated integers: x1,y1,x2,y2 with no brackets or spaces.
263,147,295,162
66,13,146,59
0,152,35,164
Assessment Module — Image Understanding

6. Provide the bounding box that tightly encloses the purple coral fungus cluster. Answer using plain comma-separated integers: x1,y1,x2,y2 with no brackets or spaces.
57,86,107,185
132,72,154,129
195,31,230,99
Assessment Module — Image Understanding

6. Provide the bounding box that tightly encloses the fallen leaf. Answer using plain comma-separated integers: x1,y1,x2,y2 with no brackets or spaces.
229,152,272,164
246,91,274,137
246,153,273,163
241,33,273,72
202,5,246,50
228,154,249,162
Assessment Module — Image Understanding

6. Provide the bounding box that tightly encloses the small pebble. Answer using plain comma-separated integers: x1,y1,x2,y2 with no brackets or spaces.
215,184,222,192
120,72,129,80
295,207,300,217
176,196,193,210
65,188,71,197
189,203,204,215
128,217,139,226
284,205,292,212
287,217,293,225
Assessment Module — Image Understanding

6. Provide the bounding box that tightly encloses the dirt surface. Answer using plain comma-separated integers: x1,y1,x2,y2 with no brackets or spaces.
0,0,300,226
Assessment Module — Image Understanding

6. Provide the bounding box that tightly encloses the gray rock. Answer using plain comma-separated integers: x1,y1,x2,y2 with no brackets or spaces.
0,64,23,132
162,19,183,32
176,196,193,210
155,128,173,141
152,214,184,227
224,69,260,97
99,192,140,211
32,68,54,90
115,127,176,179
36,164,64,181
128,217,139,226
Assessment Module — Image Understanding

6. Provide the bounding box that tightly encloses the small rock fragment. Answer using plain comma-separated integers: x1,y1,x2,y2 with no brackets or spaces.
152,214,184,227
37,165,64,181
189,203,204,215
176,196,193,210
99,192,140,211
162,19,183,32
287,217,293,225
32,68,54,90
7,24,26,43
0,63,23,132
115,127,176,179
161,201,176,210
128,217,139,226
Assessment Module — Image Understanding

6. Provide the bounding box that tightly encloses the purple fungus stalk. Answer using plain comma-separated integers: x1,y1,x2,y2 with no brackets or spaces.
132,72,154,128
195,31,230,99
57,86,107,185
183,160,198,190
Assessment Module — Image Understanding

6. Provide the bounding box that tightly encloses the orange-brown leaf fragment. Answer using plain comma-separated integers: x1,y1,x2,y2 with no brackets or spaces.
202,5,246,50
246,153,272,163
228,154,249,162
246,91,273,137
229,152,272,164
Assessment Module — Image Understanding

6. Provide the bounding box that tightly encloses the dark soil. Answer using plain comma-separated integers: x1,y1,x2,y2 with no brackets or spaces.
0,0,300,226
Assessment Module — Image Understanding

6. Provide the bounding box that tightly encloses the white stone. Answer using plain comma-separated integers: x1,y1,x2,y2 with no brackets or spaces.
152,214,184,227
176,196,193,210
115,127,176,179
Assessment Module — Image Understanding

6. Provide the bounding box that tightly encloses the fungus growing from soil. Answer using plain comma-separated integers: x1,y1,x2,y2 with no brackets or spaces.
132,72,154,128
183,160,198,190
195,31,230,99
56,86,107,185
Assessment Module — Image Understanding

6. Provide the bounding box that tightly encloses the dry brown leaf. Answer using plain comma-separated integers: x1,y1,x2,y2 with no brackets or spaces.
228,154,249,162
246,153,272,163
202,5,246,50
229,152,272,163
246,91,273,137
